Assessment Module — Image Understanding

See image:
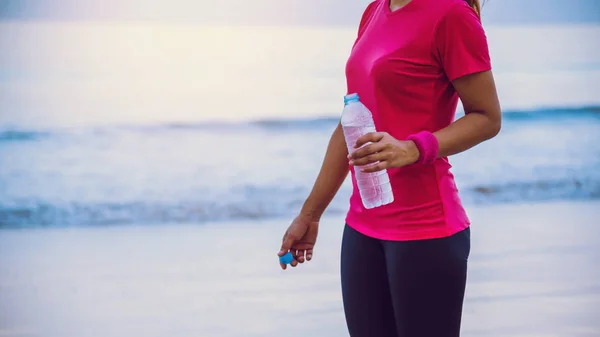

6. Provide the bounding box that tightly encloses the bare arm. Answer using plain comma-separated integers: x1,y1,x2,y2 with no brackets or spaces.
300,122,350,221
434,70,502,157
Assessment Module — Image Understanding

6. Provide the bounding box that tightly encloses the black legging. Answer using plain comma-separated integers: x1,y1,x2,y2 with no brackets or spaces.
340,224,471,337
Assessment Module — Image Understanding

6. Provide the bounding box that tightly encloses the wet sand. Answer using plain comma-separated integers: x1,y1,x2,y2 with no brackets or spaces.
1,201,599,337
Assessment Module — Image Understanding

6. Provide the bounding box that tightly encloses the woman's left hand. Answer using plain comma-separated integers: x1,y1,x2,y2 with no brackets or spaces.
348,132,421,173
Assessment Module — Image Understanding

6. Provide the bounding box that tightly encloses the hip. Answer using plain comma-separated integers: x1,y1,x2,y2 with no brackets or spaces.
346,161,470,241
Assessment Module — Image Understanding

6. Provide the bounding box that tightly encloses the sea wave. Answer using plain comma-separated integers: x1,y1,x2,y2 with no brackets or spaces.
1,179,598,228
0,130,50,142
1,106,598,143
1,104,598,228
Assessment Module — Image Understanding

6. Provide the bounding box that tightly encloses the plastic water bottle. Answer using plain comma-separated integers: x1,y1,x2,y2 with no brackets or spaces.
341,93,394,209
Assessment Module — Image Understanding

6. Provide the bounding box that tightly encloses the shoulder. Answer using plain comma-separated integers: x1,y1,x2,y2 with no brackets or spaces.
364,0,382,12
430,0,484,41
360,0,381,23
437,0,481,25
356,1,382,34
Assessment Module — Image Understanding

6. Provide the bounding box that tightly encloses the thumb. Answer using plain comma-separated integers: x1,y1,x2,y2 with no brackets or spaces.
278,233,296,256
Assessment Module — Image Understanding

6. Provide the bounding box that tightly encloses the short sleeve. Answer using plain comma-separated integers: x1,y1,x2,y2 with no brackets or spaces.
434,2,492,81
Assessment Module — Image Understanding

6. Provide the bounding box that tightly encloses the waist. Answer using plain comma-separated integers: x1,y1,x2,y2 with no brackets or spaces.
346,159,470,241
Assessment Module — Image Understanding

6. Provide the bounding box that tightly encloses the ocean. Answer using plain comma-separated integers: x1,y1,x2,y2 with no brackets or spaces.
1,22,599,228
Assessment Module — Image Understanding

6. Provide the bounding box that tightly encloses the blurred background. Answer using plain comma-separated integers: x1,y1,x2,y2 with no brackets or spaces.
0,1,599,336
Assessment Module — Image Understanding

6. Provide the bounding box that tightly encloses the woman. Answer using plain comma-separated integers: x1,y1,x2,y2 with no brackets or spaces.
277,0,501,336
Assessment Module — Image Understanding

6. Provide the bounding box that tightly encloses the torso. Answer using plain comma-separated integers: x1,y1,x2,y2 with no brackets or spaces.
344,0,491,241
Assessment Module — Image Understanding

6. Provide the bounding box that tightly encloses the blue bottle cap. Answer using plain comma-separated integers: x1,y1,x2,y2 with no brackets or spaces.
279,251,294,265
344,93,360,105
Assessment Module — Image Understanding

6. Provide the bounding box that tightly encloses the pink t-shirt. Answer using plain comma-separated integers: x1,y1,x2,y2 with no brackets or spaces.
344,0,492,241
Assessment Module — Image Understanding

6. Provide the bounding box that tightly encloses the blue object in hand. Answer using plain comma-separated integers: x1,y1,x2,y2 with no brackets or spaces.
279,251,294,265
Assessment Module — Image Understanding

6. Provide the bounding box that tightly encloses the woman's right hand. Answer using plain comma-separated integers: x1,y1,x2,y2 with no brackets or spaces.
277,214,319,270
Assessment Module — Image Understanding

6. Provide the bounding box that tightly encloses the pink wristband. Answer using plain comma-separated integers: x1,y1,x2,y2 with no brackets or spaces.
407,131,439,165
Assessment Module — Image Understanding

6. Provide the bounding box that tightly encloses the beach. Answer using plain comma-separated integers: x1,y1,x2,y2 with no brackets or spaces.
1,20,600,337
1,200,599,337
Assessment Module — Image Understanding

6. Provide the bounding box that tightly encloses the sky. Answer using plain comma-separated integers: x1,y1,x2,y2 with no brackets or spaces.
0,0,599,25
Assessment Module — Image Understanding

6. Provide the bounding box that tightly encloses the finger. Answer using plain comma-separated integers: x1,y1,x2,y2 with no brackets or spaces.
350,152,387,167
290,258,299,267
354,132,385,149
348,142,386,160
306,248,313,261
278,234,295,256
296,249,305,263
292,249,304,264
280,261,287,270
360,161,388,173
